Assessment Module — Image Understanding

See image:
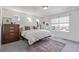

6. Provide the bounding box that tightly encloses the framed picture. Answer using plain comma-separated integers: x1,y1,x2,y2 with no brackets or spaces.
12,15,20,24
2,17,11,24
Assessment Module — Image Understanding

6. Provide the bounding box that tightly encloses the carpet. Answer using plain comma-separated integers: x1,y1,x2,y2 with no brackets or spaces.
26,37,65,52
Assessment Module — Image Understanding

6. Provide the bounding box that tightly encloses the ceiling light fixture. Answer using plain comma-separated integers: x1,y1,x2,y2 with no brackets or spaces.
42,6,48,10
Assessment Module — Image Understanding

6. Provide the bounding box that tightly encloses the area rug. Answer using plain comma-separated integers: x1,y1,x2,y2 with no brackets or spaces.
26,37,65,52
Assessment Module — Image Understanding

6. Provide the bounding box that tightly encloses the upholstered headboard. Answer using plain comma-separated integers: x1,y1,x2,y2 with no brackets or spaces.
32,26,37,29
24,26,30,30
20,26,38,33
20,26,30,33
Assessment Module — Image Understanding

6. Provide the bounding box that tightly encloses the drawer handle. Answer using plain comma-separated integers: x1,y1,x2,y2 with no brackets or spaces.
10,30,14,32
10,33,14,35
10,27,14,29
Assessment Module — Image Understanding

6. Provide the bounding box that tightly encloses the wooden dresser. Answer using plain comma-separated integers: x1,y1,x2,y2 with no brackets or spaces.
2,24,20,44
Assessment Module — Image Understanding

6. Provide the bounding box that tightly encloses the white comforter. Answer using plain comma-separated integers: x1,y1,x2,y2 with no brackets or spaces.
21,30,52,45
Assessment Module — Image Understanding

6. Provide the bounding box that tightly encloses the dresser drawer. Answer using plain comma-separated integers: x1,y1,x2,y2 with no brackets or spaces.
9,33,15,35
9,36,15,39
9,30,14,32
9,27,14,29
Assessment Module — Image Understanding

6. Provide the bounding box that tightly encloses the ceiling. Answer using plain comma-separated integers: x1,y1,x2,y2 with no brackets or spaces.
3,6,79,17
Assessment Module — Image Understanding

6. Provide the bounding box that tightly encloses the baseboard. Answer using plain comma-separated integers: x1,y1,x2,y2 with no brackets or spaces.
54,36,79,43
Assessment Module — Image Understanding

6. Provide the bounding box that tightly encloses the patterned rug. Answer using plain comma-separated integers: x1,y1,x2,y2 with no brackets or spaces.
26,37,65,52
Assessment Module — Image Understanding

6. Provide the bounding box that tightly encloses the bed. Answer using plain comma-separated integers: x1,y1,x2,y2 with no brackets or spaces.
21,26,52,45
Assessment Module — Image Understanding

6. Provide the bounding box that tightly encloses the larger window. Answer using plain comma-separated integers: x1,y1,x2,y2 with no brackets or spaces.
51,16,69,32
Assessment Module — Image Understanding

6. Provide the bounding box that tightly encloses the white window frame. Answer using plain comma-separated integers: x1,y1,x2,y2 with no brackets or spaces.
51,16,69,32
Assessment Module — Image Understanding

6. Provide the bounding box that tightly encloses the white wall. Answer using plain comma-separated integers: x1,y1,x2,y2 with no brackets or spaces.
41,10,79,42
2,8,41,28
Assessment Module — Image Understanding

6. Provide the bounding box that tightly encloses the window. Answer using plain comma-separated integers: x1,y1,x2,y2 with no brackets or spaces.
51,16,69,32
13,15,20,21
12,15,20,24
